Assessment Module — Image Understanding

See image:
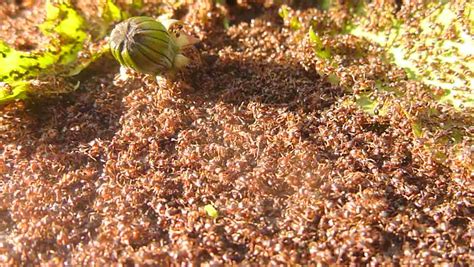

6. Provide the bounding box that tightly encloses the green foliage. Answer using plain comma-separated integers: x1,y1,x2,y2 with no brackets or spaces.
309,27,331,59
279,5,302,30
0,81,29,104
0,0,87,105
298,0,472,156
317,0,332,11
0,0,87,81
343,1,473,161
0,0,130,105
351,2,474,110
354,93,386,116
204,204,219,219
105,0,126,21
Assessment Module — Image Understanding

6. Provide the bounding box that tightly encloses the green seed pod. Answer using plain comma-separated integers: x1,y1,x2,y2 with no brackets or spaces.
109,16,197,75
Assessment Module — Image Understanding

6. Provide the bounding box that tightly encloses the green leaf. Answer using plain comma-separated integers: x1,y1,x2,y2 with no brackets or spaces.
290,17,302,30
279,5,301,30
204,204,219,219
350,2,474,110
327,73,340,85
223,17,230,30
309,27,331,59
132,0,143,9
354,93,387,116
0,0,130,105
102,0,128,23
67,45,111,76
278,5,289,20
0,81,29,106
411,121,423,138
0,0,88,104
319,0,331,11
1,1,87,82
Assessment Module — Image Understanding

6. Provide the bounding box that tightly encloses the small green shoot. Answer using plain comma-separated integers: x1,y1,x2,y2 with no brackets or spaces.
309,27,331,59
279,5,302,30
355,94,380,116
204,204,219,219
317,0,332,11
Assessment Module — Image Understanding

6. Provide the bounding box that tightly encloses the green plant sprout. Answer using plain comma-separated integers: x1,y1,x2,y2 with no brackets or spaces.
204,204,219,219
279,5,302,31
309,27,331,59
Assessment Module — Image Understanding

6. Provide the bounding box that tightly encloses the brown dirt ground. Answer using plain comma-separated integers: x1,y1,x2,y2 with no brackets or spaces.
0,0,472,265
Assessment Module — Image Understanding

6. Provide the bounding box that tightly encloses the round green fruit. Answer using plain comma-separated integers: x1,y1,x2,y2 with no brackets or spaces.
109,16,196,75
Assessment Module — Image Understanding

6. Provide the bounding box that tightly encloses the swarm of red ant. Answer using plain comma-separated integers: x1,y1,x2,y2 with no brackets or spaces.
0,0,471,265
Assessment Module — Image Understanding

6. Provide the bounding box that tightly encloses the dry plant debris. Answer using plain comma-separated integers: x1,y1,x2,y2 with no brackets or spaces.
0,0,472,265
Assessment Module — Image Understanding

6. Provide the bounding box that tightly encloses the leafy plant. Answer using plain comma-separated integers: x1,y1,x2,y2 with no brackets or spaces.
0,0,130,105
